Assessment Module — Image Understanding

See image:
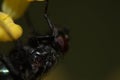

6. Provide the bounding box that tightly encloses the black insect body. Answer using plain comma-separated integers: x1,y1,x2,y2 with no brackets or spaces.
0,0,69,80
7,17,69,80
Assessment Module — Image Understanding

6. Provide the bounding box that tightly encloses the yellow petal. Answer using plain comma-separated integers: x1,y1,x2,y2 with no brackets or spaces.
2,0,30,19
0,12,23,42
2,0,45,19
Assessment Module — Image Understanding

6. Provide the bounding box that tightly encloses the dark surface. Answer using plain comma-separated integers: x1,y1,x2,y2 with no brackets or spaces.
1,0,120,80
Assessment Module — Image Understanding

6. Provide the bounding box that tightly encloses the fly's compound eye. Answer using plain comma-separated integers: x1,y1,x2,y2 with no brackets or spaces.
55,27,69,53
55,35,69,53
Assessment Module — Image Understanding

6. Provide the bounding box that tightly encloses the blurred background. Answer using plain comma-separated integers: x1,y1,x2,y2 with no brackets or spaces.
1,0,120,80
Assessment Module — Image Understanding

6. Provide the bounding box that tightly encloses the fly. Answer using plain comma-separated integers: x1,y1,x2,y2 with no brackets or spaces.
0,0,69,80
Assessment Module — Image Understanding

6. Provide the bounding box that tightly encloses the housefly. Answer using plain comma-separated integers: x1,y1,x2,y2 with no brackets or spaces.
0,0,69,80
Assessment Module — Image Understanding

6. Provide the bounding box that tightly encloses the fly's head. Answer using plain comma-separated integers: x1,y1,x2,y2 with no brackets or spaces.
55,27,69,54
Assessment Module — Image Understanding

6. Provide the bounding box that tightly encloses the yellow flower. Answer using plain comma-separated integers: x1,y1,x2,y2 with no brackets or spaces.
2,0,45,19
0,12,23,42
0,0,45,42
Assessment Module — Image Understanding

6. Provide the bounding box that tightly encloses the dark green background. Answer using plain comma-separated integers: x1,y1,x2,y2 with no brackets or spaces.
47,0,120,80
1,0,120,80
